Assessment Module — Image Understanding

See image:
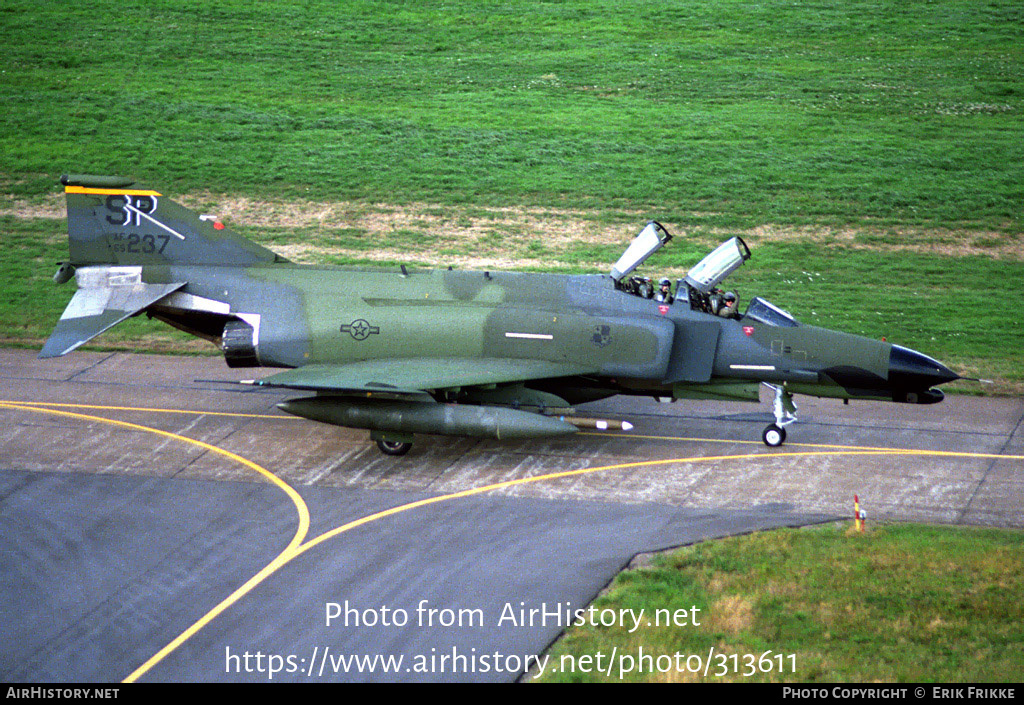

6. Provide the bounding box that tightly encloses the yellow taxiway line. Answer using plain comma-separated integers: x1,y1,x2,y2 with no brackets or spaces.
0,400,311,683
0,399,297,420
0,398,1020,682
8,398,1020,457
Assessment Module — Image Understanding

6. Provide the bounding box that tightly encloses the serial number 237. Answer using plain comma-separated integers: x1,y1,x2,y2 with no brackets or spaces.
110,232,171,254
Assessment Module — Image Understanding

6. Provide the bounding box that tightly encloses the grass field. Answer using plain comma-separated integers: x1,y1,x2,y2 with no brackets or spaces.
2,0,1021,224
536,523,1024,682
1,0,1022,389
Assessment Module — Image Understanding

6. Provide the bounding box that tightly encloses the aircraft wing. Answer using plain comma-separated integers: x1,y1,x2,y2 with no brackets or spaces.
39,275,187,358
248,358,597,395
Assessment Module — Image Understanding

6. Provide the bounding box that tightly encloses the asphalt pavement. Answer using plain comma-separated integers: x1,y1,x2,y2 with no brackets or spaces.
1,349,1020,681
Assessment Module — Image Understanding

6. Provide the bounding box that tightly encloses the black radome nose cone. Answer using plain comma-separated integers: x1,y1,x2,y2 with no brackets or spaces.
888,345,960,390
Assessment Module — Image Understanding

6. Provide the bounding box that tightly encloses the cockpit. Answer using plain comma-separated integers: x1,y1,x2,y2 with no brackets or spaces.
611,222,800,327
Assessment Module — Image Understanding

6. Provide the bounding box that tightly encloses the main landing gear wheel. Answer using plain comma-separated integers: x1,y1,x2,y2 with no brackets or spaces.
762,424,786,447
376,439,412,456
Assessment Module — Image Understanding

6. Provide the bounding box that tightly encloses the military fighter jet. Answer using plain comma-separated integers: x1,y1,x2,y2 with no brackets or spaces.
41,175,960,455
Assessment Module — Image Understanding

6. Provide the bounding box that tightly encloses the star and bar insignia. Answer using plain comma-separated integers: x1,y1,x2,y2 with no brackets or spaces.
340,319,380,341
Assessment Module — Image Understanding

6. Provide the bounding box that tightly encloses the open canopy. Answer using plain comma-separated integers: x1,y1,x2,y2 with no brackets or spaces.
683,236,751,293
610,221,672,283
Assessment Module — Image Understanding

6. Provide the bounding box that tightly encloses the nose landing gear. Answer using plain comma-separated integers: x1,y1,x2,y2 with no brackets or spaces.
762,384,797,447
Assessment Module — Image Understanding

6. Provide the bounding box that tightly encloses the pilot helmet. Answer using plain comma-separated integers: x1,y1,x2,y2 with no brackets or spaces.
659,277,671,287
723,291,736,303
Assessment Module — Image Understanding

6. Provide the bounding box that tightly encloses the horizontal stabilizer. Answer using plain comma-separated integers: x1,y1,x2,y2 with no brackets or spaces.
251,358,597,394
39,271,185,358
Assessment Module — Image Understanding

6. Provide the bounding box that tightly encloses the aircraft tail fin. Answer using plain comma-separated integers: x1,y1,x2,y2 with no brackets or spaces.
60,174,287,267
41,175,287,358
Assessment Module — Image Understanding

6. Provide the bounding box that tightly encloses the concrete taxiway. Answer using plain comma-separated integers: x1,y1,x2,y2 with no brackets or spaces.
1,349,1021,681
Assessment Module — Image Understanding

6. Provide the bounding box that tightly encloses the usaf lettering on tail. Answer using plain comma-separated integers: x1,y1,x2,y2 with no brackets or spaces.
41,175,961,456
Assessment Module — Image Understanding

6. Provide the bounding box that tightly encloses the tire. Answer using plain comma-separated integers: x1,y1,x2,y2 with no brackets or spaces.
762,424,786,447
376,439,412,456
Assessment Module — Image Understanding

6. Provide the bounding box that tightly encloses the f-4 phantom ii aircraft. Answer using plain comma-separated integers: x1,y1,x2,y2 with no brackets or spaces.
42,175,960,455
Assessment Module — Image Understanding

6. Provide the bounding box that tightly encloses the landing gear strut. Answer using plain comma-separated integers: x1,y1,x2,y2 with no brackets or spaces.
762,384,797,447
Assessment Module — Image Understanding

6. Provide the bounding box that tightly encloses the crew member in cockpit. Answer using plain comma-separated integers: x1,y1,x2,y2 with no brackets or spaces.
654,277,673,304
718,291,739,318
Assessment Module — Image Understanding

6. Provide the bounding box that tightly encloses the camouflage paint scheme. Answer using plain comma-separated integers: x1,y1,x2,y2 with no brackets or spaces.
41,176,959,454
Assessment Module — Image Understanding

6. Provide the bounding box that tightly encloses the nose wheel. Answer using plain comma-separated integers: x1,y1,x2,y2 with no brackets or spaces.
762,424,786,447
762,384,797,447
